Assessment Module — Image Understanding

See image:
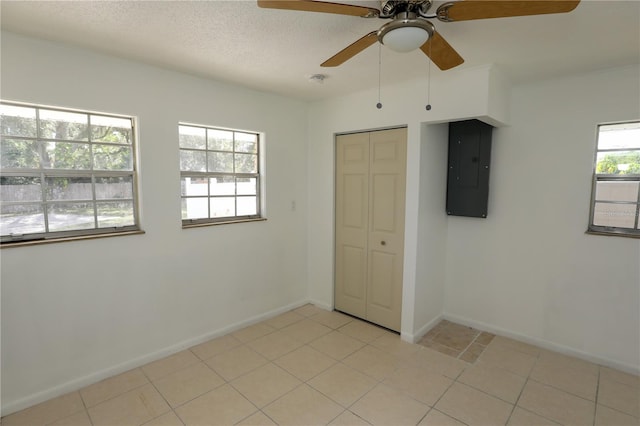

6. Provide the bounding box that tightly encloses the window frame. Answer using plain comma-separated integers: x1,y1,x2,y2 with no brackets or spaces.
0,101,141,245
587,120,640,238
179,123,263,227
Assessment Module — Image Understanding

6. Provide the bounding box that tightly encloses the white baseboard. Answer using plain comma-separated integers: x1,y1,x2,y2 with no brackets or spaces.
402,314,444,343
308,299,332,311
1,299,311,416
444,312,640,376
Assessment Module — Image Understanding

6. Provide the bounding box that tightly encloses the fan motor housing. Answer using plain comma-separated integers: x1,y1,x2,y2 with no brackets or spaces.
380,0,433,18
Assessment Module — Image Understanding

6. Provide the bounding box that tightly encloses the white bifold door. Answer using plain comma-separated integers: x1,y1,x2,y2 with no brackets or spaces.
335,127,407,332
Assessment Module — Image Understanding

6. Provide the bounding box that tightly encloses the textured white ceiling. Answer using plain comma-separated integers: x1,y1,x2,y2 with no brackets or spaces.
1,0,639,100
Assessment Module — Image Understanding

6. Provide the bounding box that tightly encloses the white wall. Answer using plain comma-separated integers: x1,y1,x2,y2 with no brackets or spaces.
444,65,640,373
0,32,309,413
306,65,509,340
413,122,449,338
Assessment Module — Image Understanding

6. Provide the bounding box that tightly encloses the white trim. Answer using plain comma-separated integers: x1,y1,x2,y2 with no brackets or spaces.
1,299,310,416
308,299,333,312
444,312,640,376
403,314,444,344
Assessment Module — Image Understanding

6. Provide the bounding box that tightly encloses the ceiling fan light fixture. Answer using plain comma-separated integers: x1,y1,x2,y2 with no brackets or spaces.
378,18,434,53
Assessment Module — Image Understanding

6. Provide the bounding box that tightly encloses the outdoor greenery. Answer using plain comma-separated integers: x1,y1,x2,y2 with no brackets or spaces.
596,151,640,175
178,125,257,174
1,111,132,171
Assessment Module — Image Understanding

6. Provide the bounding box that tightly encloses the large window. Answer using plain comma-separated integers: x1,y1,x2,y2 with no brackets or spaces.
588,121,640,237
0,102,139,244
179,124,261,225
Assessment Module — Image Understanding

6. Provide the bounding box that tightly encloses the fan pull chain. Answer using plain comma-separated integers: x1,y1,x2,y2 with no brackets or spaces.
426,35,432,111
376,44,383,109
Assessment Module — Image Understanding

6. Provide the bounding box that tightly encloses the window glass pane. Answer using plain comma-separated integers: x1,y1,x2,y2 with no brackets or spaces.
97,201,134,228
595,181,639,203
210,197,235,218
235,153,257,173
210,176,235,196
93,144,133,170
47,202,95,231
1,139,40,169
182,197,208,219
1,203,45,235
179,124,261,225
236,177,256,195
208,129,233,151
0,176,42,202
208,152,234,173
46,177,92,201
95,176,133,199
598,123,640,150
39,109,88,141
181,177,208,196
596,151,640,175
179,125,206,149
180,150,207,172
91,115,132,144
235,132,257,153
237,196,257,216
593,202,637,228
1,105,37,137
43,142,91,169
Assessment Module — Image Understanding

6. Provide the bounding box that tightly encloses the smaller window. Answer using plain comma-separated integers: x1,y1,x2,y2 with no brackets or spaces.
179,124,261,226
588,121,640,237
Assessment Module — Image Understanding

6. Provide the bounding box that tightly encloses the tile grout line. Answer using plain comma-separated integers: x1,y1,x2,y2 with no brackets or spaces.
455,329,483,361
592,366,601,426
478,343,603,410
76,388,92,426
428,377,469,425
506,352,564,426
235,313,352,410
80,378,151,421
143,367,182,425
504,375,529,426
148,341,264,424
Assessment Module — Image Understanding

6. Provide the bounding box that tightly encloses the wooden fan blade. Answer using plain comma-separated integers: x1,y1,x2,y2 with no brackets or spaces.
437,0,580,22
258,0,379,17
420,31,464,70
321,31,378,67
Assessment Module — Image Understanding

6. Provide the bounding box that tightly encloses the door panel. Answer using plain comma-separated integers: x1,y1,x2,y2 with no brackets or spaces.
366,128,406,331
372,140,399,162
371,174,398,233
342,174,367,228
335,133,369,319
342,245,366,299
368,250,396,309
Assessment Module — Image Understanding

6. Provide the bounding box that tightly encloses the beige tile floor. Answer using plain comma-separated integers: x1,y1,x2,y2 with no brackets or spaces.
3,305,640,426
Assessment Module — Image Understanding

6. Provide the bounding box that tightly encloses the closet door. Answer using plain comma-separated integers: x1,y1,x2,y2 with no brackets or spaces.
335,132,369,319
335,128,407,332
366,128,406,331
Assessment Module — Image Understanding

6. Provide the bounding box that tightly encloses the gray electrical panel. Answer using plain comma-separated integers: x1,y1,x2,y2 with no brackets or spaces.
446,119,493,218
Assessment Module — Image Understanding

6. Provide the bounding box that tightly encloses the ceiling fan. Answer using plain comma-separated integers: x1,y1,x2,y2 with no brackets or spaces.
257,0,580,70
